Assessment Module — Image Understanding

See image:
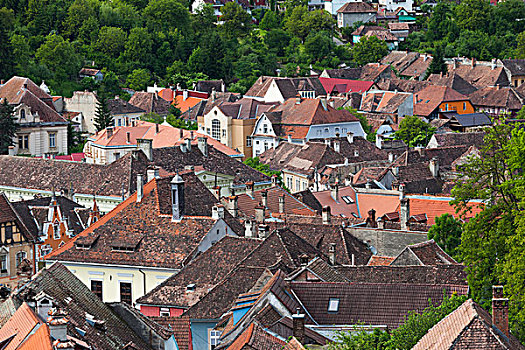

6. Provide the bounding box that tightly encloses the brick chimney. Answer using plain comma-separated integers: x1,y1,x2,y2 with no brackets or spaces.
212,186,221,199
136,174,144,202
171,173,185,222
227,195,238,217
429,157,439,177
244,219,256,237
492,285,509,337
330,183,339,202
107,127,114,139
137,138,153,161
255,203,265,223
261,189,268,208
292,309,306,344
245,181,254,197
48,308,73,349
197,137,208,157
212,204,225,220
278,194,285,214
147,166,160,182
322,206,331,225
7,146,14,156
399,184,409,230
258,224,269,239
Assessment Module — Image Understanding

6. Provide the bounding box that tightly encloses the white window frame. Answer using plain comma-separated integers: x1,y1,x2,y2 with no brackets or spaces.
209,329,221,350
328,298,340,312
246,136,252,147
160,307,170,317
211,119,221,140
49,133,56,148
0,254,7,274
15,251,27,267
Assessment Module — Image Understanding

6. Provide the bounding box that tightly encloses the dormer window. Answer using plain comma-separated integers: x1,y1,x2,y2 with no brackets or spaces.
328,298,340,312
187,283,196,292
20,109,25,119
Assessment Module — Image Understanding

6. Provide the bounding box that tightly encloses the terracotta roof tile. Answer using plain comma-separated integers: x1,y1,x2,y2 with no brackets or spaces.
446,61,510,89
0,303,43,350
469,86,524,111
367,256,394,266
427,73,477,96
128,92,171,115
337,2,376,13
414,86,470,117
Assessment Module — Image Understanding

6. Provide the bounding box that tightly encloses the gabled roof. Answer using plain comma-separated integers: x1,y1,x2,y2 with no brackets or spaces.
318,77,374,94
501,59,525,76
468,86,524,110
0,193,34,241
337,2,376,13
136,236,261,307
15,263,151,349
107,97,145,115
352,26,398,42
0,76,53,102
376,78,430,93
446,61,510,89
290,281,468,328
245,77,326,99
194,79,225,94
360,90,412,114
391,239,458,266
226,322,286,350
367,255,395,266
381,51,420,73
0,303,45,350
414,299,525,350
427,73,477,96
446,112,492,127
414,86,470,117
400,55,433,78
79,68,101,76
287,257,350,283
312,186,358,219
46,173,228,269
128,92,171,115
216,98,277,119
428,132,485,149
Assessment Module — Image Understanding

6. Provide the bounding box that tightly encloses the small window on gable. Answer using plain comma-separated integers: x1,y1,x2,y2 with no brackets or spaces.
160,308,170,317
20,109,25,119
328,298,340,312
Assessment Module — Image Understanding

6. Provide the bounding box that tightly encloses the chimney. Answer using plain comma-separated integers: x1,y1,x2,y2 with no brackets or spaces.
258,224,269,239
322,206,331,225
126,131,131,144
388,152,394,162
179,128,183,140
171,174,185,222
48,308,69,342
255,204,266,223
377,216,385,229
331,183,339,202
261,189,268,208
296,94,301,104
212,204,225,220
244,219,256,237
245,181,254,197
365,180,373,189
292,309,306,344
328,243,336,265
278,194,285,213
333,140,340,153
271,174,279,186
23,83,27,89
367,208,376,227
147,166,160,182
399,184,409,230
183,89,188,101
492,58,496,70
347,132,354,144
107,127,114,139
197,137,208,157
212,186,221,199
136,174,144,202
287,134,292,143
227,195,238,217
7,146,14,156
471,57,476,67
376,133,382,149
492,285,509,337
453,58,458,69
136,138,153,161
415,146,423,156
155,123,159,134
185,138,192,152
429,157,439,177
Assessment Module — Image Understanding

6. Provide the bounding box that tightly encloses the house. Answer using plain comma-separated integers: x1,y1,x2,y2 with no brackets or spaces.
395,7,416,21
324,0,358,15
79,67,104,81
398,54,432,80
379,51,432,80
128,91,171,116
379,0,414,12
468,85,524,116
63,90,99,134
181,91,239,122
0,151,151,212
439,112,492,132
193,79,227,94
0,77,68,156
244,76,326,103
191,0,251,17
427,132,485,149
318,77,376,96
107,96,145,127
259,141,345,193
359,90,414,119
414,286,524,349
414,85,474,120
390,240,459,266
251,97,365,157
84,120,241,164
426,73,477,96
198,98,277,159
336,2,377,28
157,88,210,114
0,194,35,290
352,26,399,50
501,59,525,88
388,22,410,41
11,194,97,261
377,77,431,93
444,58,510,90
45,172,244,304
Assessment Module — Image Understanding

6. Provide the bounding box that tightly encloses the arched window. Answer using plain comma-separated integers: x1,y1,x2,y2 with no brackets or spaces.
20,109,25,119
211,119,220,140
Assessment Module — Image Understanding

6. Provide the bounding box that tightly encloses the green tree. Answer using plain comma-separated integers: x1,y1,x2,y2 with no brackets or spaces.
143,0,190,33
122,27,153,69
0,26,15,80
304,32,333,62
426,44,447,78
259,10,280,30
427,213,462,257
219,2,252,38
265,29,290,56
94,97,113,131
35,34,82,80
127,68,151,91
350,35,389,66
64,0,100,38
191,4,216,34
426,1,454,42
516,31,525,59
394,116,435,147
10,34,32,75
454,0,491,32
284,6,335,41
0,99,18,154
67,118,84,154
96,26,127,58
244,157,281,178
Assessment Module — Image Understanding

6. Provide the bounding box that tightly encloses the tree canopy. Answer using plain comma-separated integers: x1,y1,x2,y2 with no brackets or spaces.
394,116,436,147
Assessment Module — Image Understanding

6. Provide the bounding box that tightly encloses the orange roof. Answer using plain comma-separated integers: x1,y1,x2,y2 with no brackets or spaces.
227,323,255,350
414,86,469,117
174,96,204,113
367,256,395,266
88,121,241,156
158,88,174,102
407,196,483,225
356,192,400,218
313,186,358,218
18,323,52,350
0,303,43,350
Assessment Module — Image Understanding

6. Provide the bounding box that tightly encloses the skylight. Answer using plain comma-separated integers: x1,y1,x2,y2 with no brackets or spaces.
342,196,354,204
328,298,340,312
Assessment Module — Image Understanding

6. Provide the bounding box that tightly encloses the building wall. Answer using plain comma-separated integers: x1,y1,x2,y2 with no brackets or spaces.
139,305,185,317
306,121,366,140
283,170,309,194
64,91,98,134
264,81,286,103
200,108,233,148
46,261,178,304
511,75,525,87
338,12,376,28
14,125,68,157
439,101,474,115
378,0,413,11
83,141,137,165
231,119,255,159
0,219,34,289
191,320,218,350
113,112,142,128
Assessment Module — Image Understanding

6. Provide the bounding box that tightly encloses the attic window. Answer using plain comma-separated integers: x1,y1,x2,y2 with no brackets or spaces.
160,308,170,316
187,283,196,292
111,246,135,252
328,298,340,312
341,196,354,204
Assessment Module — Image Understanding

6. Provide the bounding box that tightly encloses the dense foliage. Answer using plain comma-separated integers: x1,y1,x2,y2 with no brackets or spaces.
394,115,435,147
329,294,468,350
427,213,462,258
0,99,18,154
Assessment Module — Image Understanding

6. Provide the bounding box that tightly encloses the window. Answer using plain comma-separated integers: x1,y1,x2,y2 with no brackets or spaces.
296,179,300,192
263,124,268,133
445,103,449,111
49,133,56,148
209,330,222,350
18,135,29,149
0,255,7,274
324,128,329,134
91,280,103,300
114,153,121,161
246,136,252,147
53,223,60,239
287,177,292,189
317,130,322,136
342,196,354,204
20,109,25,119
222,129,226,137
463,102,467,110
255,150,260,156
40,245,52,257
120,282,132,304
160,308,170,316
264,142,269,151
16,251,26,267
211,119,220,140
328,298,340,312
206,128,210,135
303,182,307,190
117,119,122,126
342,128,347,134
5,224,12,240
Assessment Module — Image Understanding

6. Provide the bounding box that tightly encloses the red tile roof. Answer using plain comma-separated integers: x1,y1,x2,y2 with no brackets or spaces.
313,186,357,218
414,86,470,117
319,77,374,94
18,323,52,350
367,256,394,266
226,323,286,350
0,303,44,350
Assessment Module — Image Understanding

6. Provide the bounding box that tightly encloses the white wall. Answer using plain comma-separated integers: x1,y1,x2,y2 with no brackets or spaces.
64,91,98,134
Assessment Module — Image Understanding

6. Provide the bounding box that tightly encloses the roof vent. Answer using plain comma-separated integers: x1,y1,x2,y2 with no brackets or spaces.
186,283,196,292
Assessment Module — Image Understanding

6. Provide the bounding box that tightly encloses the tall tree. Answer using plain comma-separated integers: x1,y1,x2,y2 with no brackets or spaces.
0,99,18,154
426,44,447,78
94,97,113,131
394,115,435,147
350,35,389,66
219,2,252,38
427,213,462,257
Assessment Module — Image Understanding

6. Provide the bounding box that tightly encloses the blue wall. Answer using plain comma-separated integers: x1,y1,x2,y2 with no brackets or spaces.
191,320,218,350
